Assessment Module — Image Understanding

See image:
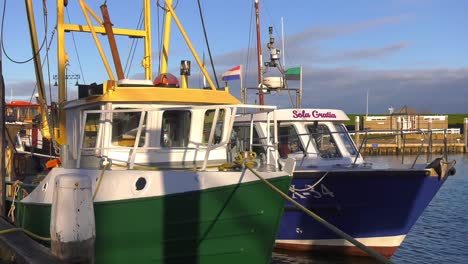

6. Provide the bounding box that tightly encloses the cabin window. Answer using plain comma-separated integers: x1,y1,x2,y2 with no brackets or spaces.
203,109,225,145
306,124,341,158
83,112,101,150
161,110,191,147
112,110,146,147
334,124,357,156
278,125,303,159
231,125,265,156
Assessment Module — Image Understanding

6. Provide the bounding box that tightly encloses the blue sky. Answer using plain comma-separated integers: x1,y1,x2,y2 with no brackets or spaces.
1,0,467,114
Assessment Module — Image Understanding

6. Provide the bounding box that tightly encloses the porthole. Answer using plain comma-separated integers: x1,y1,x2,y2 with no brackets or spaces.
42,182,48,191
135,177,147,191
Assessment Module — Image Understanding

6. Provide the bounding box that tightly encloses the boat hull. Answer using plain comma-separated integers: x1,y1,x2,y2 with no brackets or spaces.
275,169,448,257
17,170,291,264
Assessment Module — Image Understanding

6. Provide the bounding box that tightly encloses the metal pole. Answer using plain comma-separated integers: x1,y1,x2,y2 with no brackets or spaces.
240,65,246,113
298,65,303,108
255,0,264,105
0,39,5,216
355,115,360,145
464,118,468,153
427,118,433,161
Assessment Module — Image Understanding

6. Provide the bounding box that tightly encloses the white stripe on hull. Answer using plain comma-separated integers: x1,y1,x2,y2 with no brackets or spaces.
22,167,290,204
276,235,406,247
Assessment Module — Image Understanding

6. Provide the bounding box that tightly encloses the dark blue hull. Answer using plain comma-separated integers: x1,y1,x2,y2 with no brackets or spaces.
276,169,448,257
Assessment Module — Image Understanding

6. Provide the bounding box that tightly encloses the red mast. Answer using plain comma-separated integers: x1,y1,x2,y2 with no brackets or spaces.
255,0,265,105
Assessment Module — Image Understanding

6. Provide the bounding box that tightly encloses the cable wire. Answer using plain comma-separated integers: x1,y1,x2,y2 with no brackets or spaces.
196,0,219,88
1,0,48,64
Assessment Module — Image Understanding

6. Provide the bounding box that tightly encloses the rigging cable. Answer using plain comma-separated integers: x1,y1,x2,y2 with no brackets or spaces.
156,0,179,75
260,3,296,108
244,2,255,104
1,0,48,64
66,7,86,84
196,0,219,89
156,0,162,74
123,7,144,77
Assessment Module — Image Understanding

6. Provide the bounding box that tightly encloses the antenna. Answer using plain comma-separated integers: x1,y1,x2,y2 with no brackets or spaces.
265,26,281,68
281,17,285,68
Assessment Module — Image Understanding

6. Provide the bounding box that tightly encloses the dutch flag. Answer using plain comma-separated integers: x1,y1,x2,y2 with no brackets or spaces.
221,65,242,81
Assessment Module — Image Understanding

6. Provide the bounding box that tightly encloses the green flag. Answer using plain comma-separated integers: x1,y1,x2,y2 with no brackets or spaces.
285,67,301,80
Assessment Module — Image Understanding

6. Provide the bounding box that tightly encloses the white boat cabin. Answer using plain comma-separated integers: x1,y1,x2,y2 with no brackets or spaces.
63,101,244,170
234,109,365,168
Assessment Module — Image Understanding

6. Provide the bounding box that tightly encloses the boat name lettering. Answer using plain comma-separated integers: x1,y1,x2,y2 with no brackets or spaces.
292,110,337,119
292,110,311,118
290,184,335,199
312,110,337,119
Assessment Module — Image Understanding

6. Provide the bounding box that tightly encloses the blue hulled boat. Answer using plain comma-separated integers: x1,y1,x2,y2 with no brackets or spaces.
234,108,456,257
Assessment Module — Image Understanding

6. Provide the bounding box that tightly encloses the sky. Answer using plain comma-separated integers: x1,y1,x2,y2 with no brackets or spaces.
1,0,467,114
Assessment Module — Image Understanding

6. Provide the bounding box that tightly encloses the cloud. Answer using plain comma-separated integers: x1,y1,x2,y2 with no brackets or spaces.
212,16,409,68
252,67,468,114
322,42,410,62
286,16,405,45
5,80,61,102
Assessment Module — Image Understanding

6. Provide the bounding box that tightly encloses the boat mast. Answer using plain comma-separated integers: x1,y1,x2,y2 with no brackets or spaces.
255,0,265,105
0,28,5,216
25,0,51,139
160,0,173,74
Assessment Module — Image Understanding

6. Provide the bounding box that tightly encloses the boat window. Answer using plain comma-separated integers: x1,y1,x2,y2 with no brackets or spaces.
112,110,146,147
202,109,225,145
83,112,101,149
334,124,358,155
278,125,303,159
231,125,265,156
161,110,191,147
306,124,342,158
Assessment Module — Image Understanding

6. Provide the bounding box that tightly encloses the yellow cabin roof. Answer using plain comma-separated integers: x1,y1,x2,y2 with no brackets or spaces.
68,81,241,107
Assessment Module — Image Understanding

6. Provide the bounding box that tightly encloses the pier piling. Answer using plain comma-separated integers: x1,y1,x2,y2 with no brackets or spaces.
464,118,467,153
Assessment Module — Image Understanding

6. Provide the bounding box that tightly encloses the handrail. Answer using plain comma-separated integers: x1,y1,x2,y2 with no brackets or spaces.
75,104,278,170
349,128,453,167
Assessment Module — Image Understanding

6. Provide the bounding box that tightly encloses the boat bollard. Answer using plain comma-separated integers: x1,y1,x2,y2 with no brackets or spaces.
51,174,95,263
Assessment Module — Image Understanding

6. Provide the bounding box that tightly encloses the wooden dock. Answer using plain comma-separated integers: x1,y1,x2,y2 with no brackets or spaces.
0,218,64,264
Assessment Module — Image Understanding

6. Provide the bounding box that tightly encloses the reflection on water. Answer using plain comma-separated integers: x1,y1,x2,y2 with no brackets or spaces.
272,249,381,264
271,154,468,264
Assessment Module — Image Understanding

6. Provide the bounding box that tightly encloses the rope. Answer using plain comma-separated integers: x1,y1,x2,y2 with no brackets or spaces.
245,165,395,264
0,227,51,241
7,181,21,223
289,171,328,192
3,181,51,242
93,161,111,201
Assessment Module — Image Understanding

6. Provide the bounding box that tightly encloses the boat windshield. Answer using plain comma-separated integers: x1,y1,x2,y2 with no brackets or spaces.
161,110,191,147
112,109,146,147
231,125,265,156
278,125,303,159
203,109,225,145
333,123,358,156
306,124,341,158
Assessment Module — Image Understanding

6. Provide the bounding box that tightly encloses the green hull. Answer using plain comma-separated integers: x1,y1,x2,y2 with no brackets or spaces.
17,176,291,263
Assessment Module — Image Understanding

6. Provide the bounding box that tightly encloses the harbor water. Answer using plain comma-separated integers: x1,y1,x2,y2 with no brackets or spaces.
271,153,468,264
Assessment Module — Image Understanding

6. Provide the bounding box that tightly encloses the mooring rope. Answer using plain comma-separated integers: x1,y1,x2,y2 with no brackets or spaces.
0,227,51,241
245,165,395,264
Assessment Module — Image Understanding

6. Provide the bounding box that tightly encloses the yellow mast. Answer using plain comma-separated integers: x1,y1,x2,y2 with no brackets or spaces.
164,1,217,90
54,0,239,145
160,0,173,74
25,0,51,139
56,0,66,145
55,0,152,145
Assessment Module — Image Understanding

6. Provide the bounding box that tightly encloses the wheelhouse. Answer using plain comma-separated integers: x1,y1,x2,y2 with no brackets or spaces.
234,109,364,167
